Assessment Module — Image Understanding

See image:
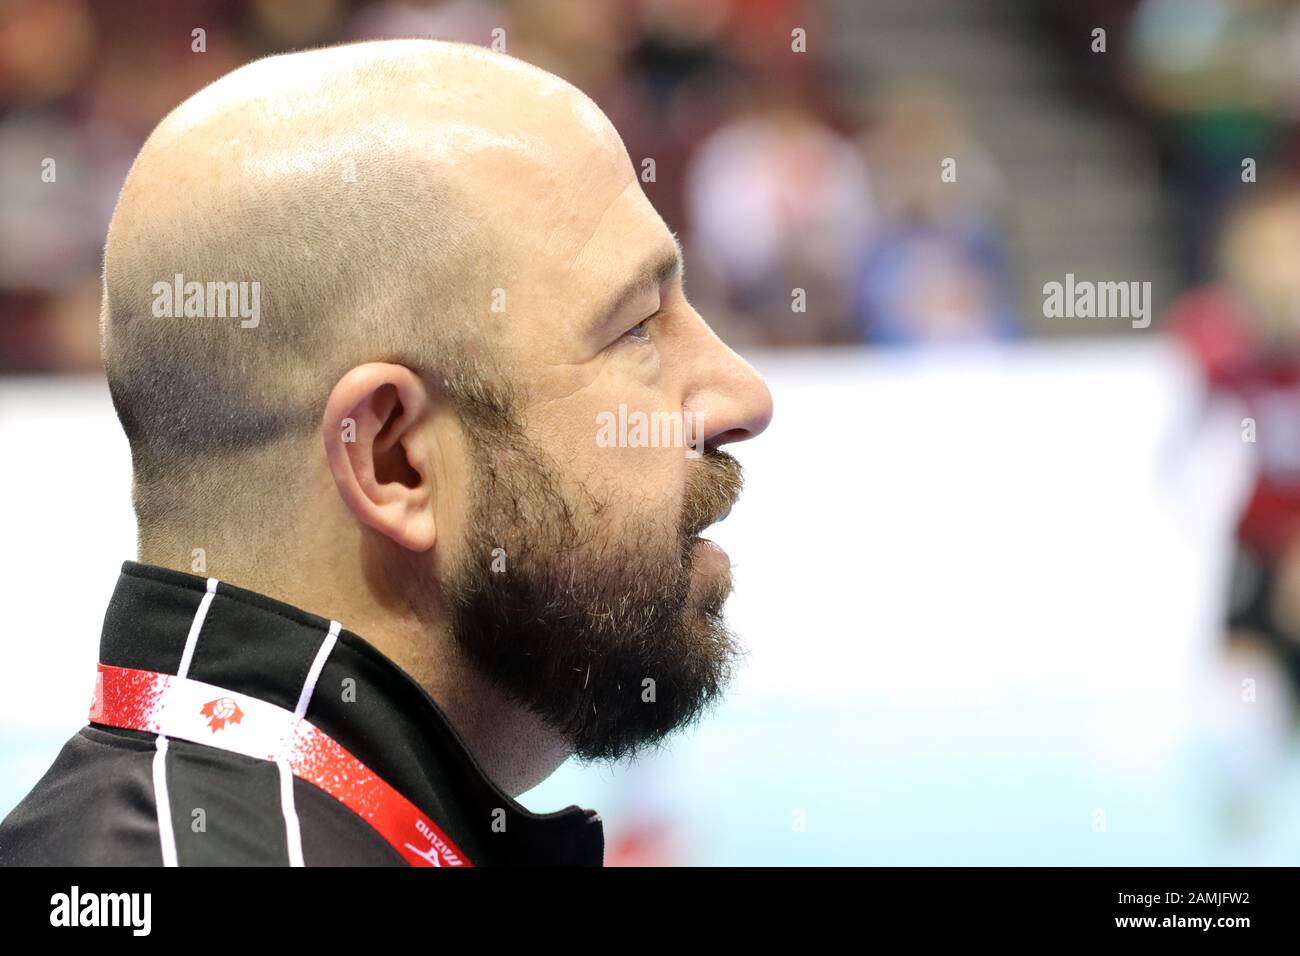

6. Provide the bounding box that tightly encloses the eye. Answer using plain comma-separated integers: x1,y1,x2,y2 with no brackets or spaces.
622,313,658,342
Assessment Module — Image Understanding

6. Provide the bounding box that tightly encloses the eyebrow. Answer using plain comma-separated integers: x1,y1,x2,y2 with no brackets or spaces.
592,233,685,331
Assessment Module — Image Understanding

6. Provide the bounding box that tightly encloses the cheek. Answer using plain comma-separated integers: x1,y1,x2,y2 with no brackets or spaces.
525,368,688,530
599,440,682,489
591,422,690,535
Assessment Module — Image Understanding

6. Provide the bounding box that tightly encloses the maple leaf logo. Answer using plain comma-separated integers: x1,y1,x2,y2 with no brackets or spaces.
200,696,244,732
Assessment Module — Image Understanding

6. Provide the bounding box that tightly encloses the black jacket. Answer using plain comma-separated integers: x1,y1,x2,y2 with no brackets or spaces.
0,561,604,866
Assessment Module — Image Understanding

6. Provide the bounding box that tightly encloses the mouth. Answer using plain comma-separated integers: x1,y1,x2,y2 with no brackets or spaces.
688,503,734,577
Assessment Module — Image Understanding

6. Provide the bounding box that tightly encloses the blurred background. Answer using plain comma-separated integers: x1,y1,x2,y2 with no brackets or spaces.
4,0,1300,864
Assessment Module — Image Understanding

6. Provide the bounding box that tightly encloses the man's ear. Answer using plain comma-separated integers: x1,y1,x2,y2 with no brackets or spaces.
322,363,437,552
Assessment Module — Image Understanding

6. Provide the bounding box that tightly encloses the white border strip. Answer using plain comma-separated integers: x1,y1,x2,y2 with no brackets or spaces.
280,620,341,867
177,577,218,680
152,736,178,866
154,577,218,868
278,759,304,867
295,620,340,719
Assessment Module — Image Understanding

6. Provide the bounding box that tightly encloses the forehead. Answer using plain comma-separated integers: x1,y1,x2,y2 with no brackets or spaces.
472,125,673,319
563,179,674,300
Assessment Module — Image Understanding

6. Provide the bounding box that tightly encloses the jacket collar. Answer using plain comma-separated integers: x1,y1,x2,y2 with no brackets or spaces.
99,560,604,866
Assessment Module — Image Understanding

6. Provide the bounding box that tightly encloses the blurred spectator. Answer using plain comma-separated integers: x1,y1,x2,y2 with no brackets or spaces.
1168,181,1300,693
0,0,252,371
684,86,875,346
851,84,1019,346
351,0,510,47
1126,0,1293,280
852,222,1020,346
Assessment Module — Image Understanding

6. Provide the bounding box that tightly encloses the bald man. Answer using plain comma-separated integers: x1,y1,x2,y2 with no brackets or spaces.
0,39,772,867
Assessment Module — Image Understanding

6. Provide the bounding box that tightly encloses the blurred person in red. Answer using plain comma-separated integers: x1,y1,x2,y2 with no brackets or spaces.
1167,179,1300,698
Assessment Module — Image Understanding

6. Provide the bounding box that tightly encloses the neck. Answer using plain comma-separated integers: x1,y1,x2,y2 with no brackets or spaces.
377,627,573,797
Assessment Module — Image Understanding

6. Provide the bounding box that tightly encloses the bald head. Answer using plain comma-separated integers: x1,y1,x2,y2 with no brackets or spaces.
101,39,625,552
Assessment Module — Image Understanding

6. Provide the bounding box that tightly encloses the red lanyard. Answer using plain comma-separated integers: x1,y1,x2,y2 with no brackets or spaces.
91,662,472,867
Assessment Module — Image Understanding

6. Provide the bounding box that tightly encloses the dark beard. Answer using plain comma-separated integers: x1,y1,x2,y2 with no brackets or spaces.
442,407,746,765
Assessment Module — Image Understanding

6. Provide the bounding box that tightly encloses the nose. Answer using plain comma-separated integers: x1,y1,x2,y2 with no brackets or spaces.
688,330,774,450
